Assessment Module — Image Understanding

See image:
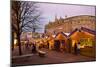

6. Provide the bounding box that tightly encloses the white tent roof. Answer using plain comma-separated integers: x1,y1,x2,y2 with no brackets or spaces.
64,33,70,36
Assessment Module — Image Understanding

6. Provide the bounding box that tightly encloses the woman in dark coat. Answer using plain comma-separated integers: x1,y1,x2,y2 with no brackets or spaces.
32,43,37,54
74,43,77,55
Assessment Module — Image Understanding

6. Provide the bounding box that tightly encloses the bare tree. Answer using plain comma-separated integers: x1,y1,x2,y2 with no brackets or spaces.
11,1,42,55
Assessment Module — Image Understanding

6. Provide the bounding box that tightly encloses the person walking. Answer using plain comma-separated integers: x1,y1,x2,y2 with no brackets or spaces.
74,43,77,55
32,42,37,54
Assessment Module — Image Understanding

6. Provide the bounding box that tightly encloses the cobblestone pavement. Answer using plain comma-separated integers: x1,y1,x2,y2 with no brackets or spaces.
12,46,95,66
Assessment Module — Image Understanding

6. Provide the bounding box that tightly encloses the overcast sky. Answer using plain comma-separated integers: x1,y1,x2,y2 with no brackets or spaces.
35,2,95,33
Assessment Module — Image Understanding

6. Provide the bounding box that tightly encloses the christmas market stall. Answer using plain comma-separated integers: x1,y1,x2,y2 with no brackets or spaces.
68,27,96,57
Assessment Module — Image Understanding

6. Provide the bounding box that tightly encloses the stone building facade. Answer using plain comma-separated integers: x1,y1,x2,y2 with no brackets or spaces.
45,15,96,35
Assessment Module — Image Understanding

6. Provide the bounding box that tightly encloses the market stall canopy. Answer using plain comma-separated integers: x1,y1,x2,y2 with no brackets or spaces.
68,27,96,41
55,32,68,40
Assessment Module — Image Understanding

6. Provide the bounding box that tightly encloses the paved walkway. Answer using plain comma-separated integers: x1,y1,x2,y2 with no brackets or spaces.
12,46,95,66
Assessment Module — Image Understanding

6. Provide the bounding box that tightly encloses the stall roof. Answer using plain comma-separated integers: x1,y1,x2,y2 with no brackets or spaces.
81,27,96,35
55,32,68,38
68,27,96,37
64,33,70,36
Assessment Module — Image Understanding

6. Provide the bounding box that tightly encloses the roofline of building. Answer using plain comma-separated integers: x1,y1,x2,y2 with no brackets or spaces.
64,15,95,20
